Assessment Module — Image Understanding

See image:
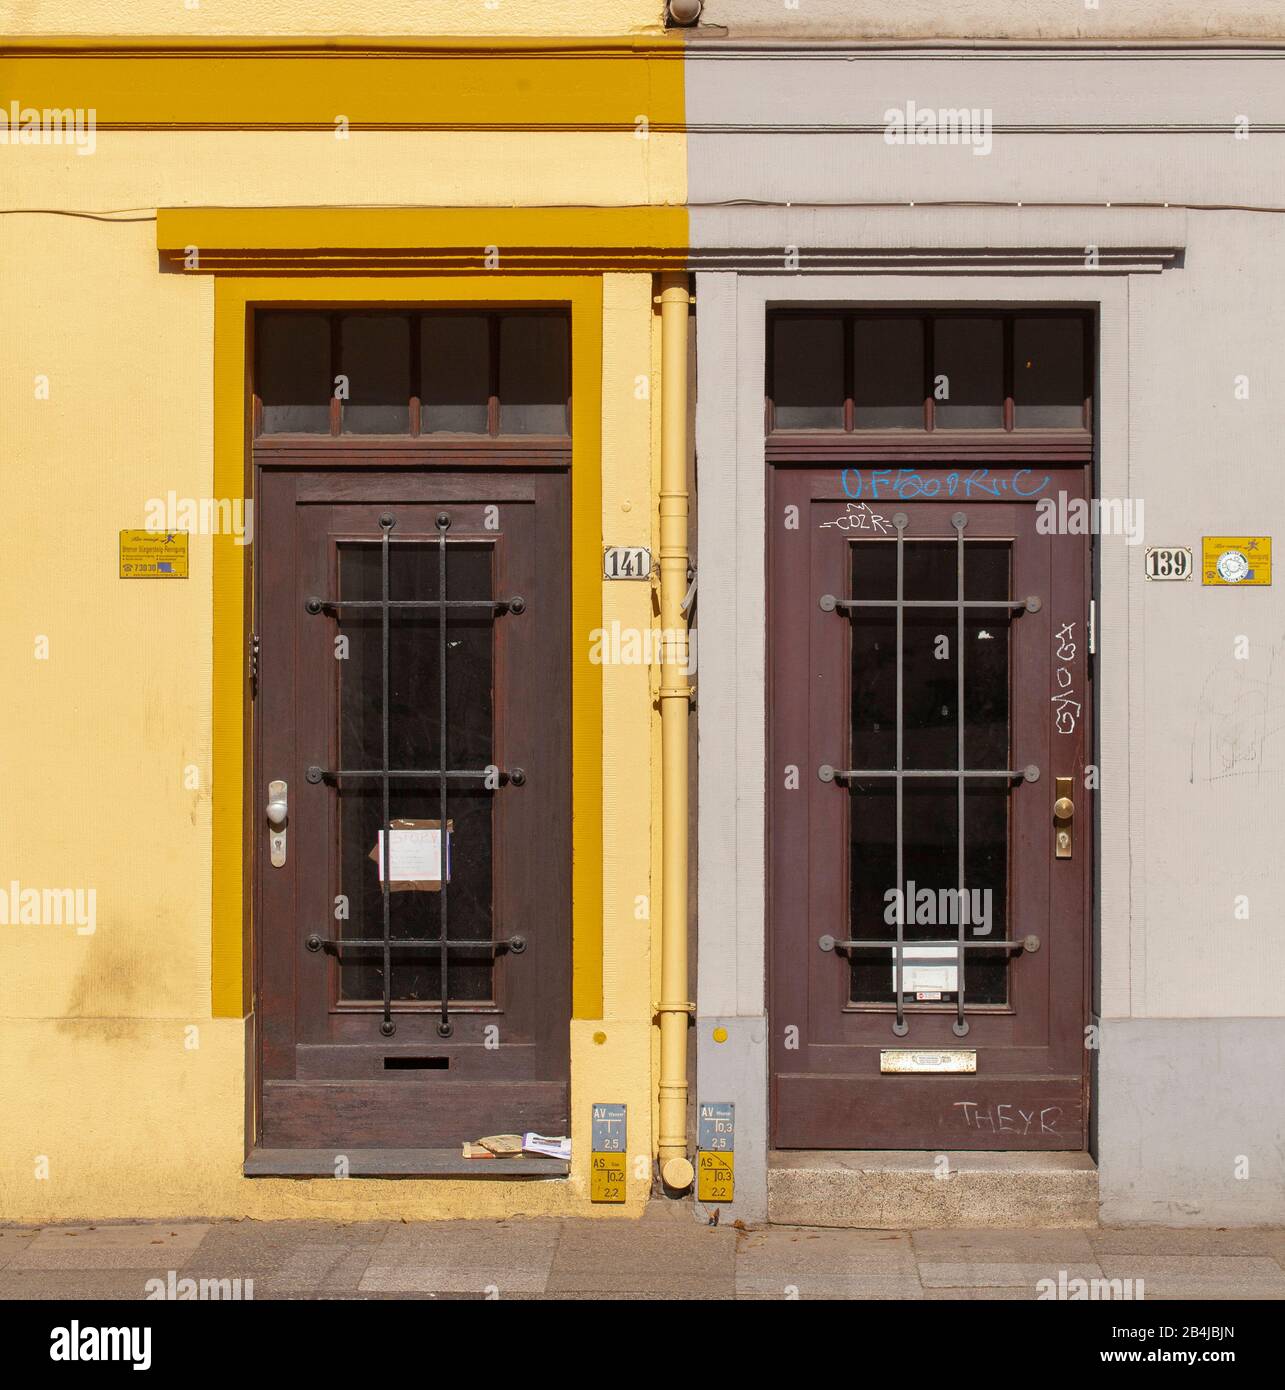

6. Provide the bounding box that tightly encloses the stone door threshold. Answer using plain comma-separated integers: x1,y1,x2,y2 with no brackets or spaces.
768,1150,1099,1229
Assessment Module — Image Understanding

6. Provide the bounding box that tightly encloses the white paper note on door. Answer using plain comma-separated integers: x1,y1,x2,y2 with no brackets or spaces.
376,827,445,883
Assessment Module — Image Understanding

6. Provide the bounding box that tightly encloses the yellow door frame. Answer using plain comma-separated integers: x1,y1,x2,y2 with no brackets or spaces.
210,274,604,1021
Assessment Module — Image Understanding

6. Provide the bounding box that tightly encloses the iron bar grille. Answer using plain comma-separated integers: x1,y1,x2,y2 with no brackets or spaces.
304,512,521,1039
819,510,1038,1038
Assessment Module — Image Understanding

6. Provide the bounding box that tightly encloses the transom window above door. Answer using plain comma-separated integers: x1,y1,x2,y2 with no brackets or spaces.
254,309,570,437
767,310,1091,435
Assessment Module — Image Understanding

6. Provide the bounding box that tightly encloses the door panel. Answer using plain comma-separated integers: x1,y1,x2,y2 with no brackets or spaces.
256,467,570,1149
770,467,1092,1150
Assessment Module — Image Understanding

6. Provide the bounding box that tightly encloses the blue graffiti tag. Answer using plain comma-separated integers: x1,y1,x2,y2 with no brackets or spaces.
839,467,1051,501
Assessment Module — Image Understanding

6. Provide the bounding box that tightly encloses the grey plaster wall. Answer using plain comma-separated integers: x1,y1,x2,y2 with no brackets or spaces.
1098,1020,1285,1226
688,46,1285,1223
692,3,1285,41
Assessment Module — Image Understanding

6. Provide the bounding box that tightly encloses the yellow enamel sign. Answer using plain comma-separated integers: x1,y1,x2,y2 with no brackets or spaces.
120,530,189,579
697,1150,735,1203
1201,536,1271,586
590,1152,626,1203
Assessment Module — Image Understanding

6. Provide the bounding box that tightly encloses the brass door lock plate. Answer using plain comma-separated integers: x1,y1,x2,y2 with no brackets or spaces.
1053,776,1074,859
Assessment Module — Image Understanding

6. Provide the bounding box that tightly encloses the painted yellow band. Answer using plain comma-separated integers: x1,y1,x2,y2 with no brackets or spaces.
213,275,605,1021
0,43,685,129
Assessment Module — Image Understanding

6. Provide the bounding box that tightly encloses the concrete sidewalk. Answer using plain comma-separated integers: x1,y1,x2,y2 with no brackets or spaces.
3,1205,1284,1300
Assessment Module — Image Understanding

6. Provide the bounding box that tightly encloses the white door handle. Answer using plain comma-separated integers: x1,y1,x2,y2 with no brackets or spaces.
267,779,288,866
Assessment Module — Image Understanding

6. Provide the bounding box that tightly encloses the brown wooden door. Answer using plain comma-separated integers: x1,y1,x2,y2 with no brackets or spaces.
255,465,570,1149
769,466,1092,1150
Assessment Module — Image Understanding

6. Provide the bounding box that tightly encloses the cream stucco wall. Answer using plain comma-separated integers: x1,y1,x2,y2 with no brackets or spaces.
0,116,678,1219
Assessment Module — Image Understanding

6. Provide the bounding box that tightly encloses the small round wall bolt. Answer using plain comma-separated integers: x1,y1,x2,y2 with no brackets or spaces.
667,0,703,24
435,512,451,531
305,597,323,614
818,935,837,952
305,934,323,953
508,935,527,954
436,1020,453,1038
892,511,908,530
1023,765,1040,783
592,1030,607,1046
380,1019,396,1037
1023,934,1041,953
818,594,837,612
712,1026,729,1044
1025,595,1042,613
379,513,396,530
892,1019,909,1037
306,765,324,784
509,768,526,786
953,1019,970,1037
508,595,526,615
818,764,836,783
952,511,967,530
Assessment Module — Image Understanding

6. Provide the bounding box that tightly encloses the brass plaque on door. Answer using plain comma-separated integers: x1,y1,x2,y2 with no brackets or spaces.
880,1049,977,1074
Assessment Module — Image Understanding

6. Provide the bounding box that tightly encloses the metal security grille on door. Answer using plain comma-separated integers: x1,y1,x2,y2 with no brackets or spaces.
302,511,527,1040
815,510,1042,1038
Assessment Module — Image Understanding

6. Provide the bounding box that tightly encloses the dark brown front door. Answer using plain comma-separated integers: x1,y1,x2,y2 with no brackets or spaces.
255,465,570,1149
769,466,1092,1149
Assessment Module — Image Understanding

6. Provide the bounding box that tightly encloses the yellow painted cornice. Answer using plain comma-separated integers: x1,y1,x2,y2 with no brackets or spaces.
0,36,685,130
158,206,690,273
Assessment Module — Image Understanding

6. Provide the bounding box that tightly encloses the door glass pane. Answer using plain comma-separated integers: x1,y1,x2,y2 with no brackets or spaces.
771,317,844,429
421,315,490,434
499,314,569,434
1014,316,1085,428
848,539,1011,1005
932,318,1004,428
339,315,411,434
336,540,495,1004
853,317,924,428
257,312,331,433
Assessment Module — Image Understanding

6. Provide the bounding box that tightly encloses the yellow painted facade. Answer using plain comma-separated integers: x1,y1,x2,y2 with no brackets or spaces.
0,3,668,39
0,37,686,1220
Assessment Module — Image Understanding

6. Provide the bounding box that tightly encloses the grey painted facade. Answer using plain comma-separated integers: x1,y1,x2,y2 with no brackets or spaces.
687,45,1285,1224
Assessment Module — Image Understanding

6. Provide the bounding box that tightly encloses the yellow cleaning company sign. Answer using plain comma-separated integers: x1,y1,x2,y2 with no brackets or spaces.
1201,536,1271,586
120,530,189,579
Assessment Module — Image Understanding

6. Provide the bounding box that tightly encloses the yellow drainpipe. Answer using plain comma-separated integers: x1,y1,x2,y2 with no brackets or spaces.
656,271,695,1191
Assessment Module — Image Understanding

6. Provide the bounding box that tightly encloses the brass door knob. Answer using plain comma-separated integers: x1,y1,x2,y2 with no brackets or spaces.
1053,796,1074,820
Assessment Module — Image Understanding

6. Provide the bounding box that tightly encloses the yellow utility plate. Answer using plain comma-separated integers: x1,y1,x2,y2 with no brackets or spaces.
590,1152,626,1203
697,1150,734,1203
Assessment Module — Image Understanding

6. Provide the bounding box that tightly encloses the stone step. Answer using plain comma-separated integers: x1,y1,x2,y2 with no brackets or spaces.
768,1150,1099,1229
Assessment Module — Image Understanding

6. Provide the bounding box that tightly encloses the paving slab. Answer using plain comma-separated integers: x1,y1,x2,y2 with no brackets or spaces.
183,1242,381,1294
12,1224,209,1271
735,1225,922,1298
358,1263,550,1294
1091,1227,1283,1257
0,1228,37,1271
918,1260,1104,1290
0,1270,174,1300
737,1226,917,1269
924,1286,1043,1300
1095,1255,1285,1299
912,1227,1097,1263
549,1219,736,1285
